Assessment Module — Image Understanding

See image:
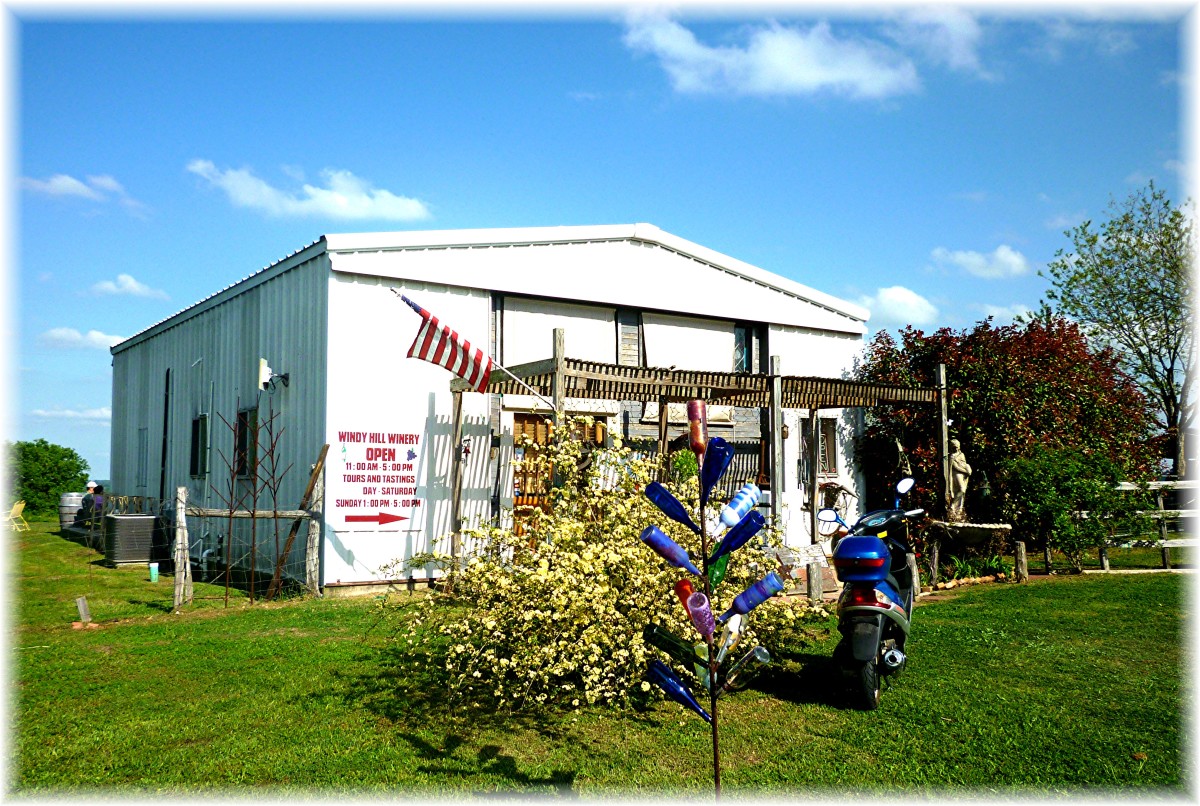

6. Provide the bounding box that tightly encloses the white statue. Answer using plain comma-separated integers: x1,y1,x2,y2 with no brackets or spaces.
947,438,972,522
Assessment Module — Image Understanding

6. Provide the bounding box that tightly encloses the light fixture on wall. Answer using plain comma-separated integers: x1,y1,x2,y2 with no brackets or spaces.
259,358,290,391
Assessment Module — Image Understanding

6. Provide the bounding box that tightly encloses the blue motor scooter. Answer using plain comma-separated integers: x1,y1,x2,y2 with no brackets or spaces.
818,478,924,710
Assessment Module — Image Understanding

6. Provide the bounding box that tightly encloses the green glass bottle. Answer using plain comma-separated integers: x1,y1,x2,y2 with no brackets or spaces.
707,553,730,587
642,622,703,668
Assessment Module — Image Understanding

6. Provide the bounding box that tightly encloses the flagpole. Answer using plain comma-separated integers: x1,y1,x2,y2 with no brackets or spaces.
491,361,558,413
391,289,559,413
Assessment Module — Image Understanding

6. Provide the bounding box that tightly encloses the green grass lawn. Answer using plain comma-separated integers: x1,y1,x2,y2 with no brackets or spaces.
9,518,1190,796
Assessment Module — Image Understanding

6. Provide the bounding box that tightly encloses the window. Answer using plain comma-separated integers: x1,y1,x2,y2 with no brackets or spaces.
733,325,751,373
616,309,643,367
733,322,764,373
818,417,838,475
235,408,257,477
189,415,208,478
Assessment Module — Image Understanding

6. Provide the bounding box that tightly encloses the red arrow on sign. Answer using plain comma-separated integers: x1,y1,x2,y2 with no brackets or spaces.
345,512,409,525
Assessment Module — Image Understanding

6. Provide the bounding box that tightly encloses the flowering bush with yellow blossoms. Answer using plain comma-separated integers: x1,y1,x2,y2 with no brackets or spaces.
386,416,827,712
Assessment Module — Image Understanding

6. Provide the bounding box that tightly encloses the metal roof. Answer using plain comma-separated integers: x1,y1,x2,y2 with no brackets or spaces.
325,223,869,325
112,223,870,354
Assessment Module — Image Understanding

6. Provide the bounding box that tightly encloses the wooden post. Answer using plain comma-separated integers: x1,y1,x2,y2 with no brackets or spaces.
807,406,821,602
265,444,329,600
306,462,324,597
450,390,465,563
1099,543,1110,571
906,552,920,597
173,486,193,611
1015,540,1028,582
75,596,91,624
928,540,940,586
656,395,670,481
550,328,566,428
935,363,950,518
769,356,784,532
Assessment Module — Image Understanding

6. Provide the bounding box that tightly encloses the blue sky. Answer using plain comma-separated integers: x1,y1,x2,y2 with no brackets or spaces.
9,4,1190,479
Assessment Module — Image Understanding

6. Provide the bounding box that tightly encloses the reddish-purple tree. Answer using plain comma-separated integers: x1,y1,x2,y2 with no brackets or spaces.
852,316,1155,528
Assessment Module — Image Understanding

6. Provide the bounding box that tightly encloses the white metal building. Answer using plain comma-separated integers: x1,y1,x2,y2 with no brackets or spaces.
109,224,870,593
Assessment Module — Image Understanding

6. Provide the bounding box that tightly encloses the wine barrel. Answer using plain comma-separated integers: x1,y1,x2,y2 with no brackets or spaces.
59,492,85,531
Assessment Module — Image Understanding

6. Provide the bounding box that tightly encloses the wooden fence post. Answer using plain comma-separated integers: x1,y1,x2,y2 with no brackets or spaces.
306,462,324,597
1015,540,1028,583
936,363,950,518
173,486,193,611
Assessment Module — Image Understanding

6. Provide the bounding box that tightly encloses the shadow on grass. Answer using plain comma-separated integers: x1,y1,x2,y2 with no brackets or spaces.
396,732,578,796
748,649,850,709
126,598,174,613
322,638,583,793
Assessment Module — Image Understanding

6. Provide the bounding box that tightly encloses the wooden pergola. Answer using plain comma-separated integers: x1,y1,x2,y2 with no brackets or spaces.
449,329,943,599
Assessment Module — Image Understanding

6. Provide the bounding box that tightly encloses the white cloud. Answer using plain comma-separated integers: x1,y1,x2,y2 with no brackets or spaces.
187,160,432,221
1033,18,1137,61
90,273,169,300
1044,211,1085,231
30,406,112,423
976,302,1032,323
931,244,1030,279
38,327,126,350
20,172,148,216
86,174,125,194
622,11,920,99
858,285,939,328
887,7,991,77
20,174,104,200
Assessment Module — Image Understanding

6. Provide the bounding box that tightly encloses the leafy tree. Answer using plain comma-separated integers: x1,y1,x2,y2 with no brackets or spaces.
852,317,1155,541
7,439,89,517
1040,182,1193,477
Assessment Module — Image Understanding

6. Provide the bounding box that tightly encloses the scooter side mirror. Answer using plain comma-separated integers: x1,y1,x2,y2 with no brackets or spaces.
895,477,915,496
817,508,841,524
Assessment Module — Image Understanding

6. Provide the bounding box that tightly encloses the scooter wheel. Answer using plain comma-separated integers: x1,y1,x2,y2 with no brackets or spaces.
850,657,881,711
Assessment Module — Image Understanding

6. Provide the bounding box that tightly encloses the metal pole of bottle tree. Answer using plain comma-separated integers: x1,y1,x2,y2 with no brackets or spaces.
698,456,721,798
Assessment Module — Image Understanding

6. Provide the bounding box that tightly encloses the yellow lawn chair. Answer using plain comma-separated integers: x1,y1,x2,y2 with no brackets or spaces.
7,500,29,532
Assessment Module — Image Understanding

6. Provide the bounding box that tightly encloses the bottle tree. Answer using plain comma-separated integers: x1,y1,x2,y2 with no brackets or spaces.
637,399,783,796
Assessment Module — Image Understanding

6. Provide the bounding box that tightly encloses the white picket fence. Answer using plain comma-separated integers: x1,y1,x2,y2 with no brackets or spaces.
1114,479,1197,562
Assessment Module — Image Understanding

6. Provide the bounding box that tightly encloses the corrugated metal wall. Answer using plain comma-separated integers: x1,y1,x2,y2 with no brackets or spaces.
109,251,331,581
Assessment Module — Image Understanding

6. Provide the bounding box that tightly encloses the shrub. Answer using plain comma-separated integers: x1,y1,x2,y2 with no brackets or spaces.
384,417,825,712
1000,446,1153,571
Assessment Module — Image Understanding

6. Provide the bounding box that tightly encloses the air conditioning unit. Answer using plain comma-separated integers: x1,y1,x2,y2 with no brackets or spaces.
104,514,157,565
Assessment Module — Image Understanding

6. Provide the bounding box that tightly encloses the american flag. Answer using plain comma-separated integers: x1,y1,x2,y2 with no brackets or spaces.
400,295,494,392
